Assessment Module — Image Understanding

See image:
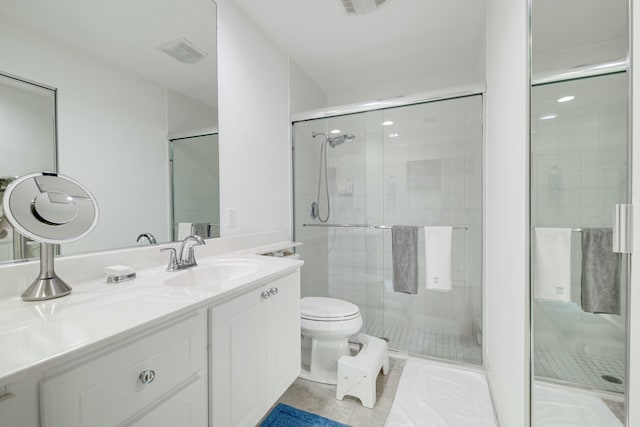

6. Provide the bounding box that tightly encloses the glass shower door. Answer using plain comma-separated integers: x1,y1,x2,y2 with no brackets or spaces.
531,72,629,394
292,112,385,335
292,93,484,367
170,133,220,240
375,96,484,364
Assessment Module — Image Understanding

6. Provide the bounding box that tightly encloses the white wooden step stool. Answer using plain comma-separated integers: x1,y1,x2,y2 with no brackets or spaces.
336,333,389,408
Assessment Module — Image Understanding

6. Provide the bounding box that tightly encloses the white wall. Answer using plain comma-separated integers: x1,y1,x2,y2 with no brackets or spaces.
289,60,326,113
325,66,483,107
0,19,170,254
321,28,486,107
216,0,291,237
167,89,219,138
484,0,530,425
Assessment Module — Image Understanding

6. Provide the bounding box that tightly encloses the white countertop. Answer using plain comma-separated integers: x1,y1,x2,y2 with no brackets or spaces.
0,250,302,384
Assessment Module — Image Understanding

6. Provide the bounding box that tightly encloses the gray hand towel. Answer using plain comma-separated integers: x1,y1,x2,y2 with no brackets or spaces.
581,228,621,315
392,226,418,294
191,223,210,239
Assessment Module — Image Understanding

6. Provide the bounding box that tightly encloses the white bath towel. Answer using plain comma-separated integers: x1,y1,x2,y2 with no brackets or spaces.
424,226,453,291
534,227,572,302
177,222,192,240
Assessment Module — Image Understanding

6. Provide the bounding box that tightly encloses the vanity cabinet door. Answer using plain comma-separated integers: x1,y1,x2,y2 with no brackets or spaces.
0,374,40,427
209,286,268,427
265,271,301,404
209,271,301,427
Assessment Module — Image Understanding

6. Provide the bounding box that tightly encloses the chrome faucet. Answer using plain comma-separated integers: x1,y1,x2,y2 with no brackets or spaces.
137,233,157,245
160,235,206,272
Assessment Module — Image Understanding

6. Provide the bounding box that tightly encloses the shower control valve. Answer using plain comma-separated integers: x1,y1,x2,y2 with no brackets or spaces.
261,291,271,299
269,287,278,296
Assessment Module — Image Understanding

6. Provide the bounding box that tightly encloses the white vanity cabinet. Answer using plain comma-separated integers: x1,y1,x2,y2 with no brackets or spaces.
40,312,208,427
209,271,301,427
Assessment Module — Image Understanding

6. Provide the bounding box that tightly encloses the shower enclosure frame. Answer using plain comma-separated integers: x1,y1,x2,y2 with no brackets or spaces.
528,58,632,425
290,83,487,368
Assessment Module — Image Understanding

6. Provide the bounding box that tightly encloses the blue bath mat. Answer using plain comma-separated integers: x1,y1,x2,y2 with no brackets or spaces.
261,403,351,427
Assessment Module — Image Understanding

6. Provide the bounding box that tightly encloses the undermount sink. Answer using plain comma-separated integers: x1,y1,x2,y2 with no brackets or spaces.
162,258,267,289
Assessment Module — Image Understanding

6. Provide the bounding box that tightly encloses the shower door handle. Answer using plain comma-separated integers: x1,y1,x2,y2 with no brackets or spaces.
613,204,633,254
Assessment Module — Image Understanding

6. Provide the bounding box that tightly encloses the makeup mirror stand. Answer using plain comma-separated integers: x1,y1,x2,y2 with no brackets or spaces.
21,242,71,301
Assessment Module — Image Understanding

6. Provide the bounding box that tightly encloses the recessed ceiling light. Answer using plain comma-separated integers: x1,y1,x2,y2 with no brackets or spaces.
330,129,341,134
539,114,557,121
557,96,575,103
389,133,399,138
382,121,394,126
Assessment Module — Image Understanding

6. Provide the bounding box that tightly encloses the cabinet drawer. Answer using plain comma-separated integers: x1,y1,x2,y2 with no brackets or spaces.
41,313,206,427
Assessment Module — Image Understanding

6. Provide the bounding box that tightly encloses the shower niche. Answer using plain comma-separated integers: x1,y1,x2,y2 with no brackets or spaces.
292,95,484,365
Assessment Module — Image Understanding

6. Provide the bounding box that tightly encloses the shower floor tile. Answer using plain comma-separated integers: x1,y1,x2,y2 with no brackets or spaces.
534,349,625,393
364,321,482,365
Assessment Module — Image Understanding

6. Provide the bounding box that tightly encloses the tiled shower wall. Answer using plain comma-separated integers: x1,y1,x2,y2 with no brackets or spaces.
293,95,484,363
293,123,329,299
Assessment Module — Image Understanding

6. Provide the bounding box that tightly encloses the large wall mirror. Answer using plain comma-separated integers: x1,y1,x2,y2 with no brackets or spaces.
530,0,629,426
0,0,219,263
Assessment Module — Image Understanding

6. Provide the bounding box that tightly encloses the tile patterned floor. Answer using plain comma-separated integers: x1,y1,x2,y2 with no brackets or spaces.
364,321,482,365
273,357,406,427
534,349,625,393
603,398,626,424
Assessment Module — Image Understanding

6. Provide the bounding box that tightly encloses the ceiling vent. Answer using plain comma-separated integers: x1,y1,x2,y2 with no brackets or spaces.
341,0,388,15
158,38,208,64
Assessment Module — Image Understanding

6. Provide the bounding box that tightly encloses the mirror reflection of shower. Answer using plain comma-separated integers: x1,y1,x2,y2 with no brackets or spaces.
0,176,17,239
310,132,356,222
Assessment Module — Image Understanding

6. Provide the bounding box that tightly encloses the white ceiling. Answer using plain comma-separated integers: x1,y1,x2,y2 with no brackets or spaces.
232,0,487,97
234,0,629,101
1,0,626,110
0,0,218,108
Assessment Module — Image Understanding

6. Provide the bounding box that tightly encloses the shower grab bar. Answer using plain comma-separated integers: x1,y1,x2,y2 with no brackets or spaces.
302,223,468,230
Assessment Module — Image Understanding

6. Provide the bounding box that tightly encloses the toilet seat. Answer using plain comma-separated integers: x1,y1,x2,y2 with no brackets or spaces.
301,297,360,322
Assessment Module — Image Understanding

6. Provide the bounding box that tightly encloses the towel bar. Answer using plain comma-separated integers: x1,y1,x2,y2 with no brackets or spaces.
531,227,582,232
302,223,468,230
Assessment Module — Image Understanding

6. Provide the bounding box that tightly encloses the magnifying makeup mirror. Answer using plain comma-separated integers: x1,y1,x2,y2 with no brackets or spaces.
2,172,98,301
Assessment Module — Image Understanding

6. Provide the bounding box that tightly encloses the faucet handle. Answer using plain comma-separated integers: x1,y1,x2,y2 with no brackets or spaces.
160,247,178,272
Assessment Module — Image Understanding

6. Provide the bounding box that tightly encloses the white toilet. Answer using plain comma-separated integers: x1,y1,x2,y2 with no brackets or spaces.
299,297,363,385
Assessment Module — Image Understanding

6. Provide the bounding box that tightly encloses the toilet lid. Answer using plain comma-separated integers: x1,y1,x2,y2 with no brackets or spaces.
300,297,360,321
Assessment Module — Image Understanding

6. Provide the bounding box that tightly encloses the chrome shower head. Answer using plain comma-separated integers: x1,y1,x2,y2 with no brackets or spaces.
328,134,355,148
311,132,356,148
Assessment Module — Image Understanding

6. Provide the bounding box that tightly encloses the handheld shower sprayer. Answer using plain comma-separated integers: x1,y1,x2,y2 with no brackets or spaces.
310,131,356,222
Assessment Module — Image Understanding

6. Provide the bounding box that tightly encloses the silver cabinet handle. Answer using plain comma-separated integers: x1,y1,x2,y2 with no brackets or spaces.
269,287,278,296
139,370,156,385
261,291,271,299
